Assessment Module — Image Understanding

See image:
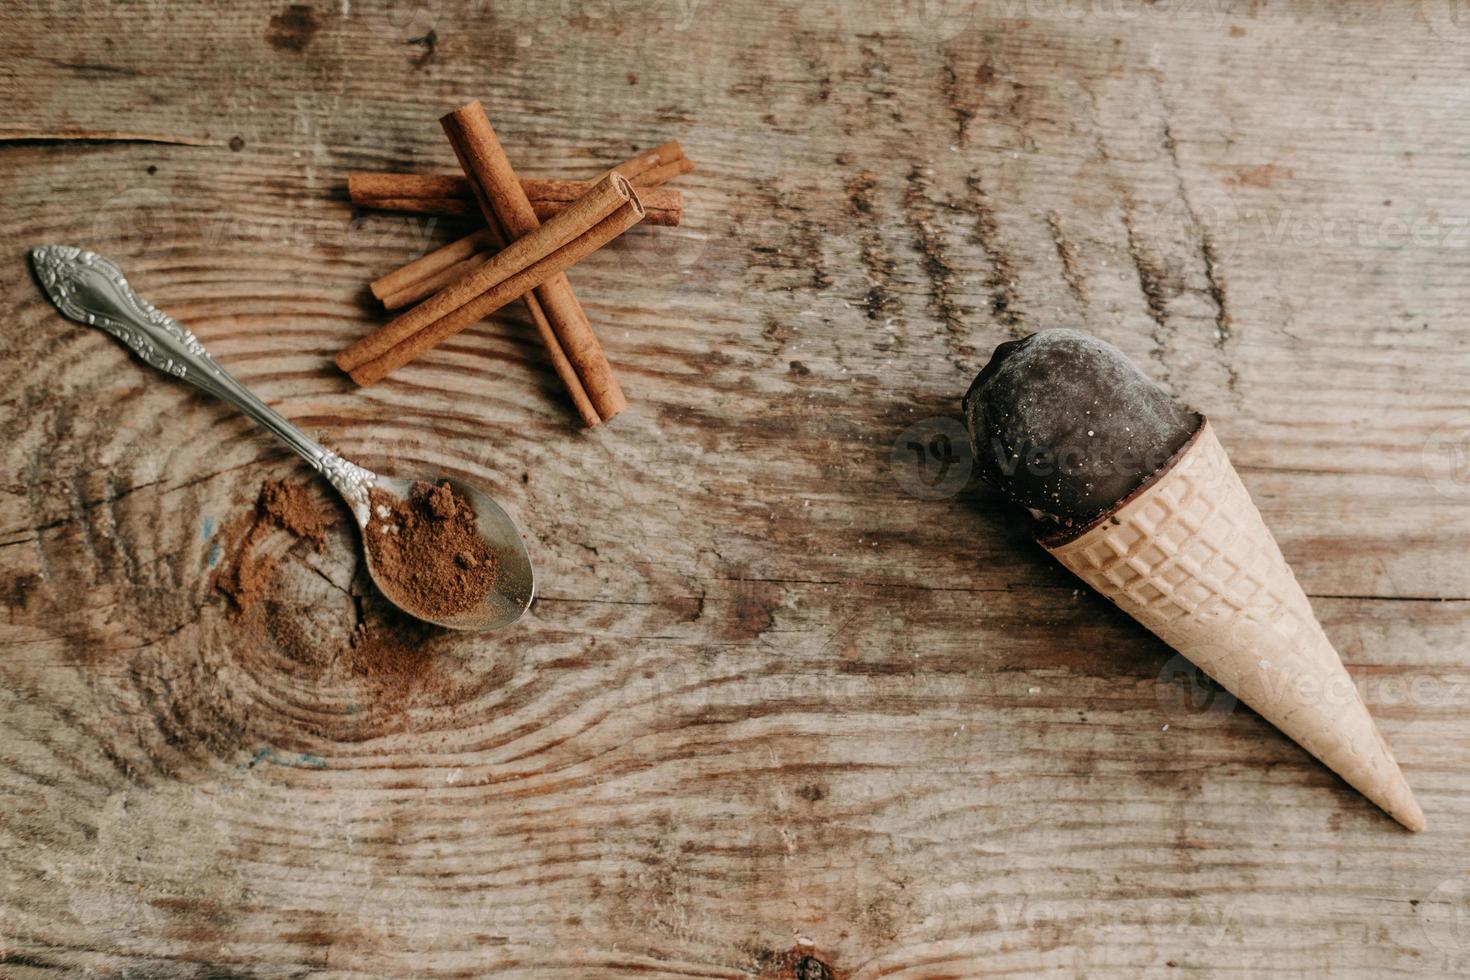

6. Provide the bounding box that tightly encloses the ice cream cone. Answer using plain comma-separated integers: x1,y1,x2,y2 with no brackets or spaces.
1042,421,1424,831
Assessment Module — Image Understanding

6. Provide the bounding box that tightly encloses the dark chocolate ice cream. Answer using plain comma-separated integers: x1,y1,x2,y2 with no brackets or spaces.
963,329,1200,529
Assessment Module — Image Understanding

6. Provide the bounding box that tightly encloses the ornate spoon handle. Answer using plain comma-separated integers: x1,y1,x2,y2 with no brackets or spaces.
29,245,377,515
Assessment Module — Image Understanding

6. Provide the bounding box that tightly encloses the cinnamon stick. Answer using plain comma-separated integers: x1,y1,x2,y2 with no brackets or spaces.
349,175,684,225
370,228,493,306
441,101,628,421
353,195,471,217
534,182,682,226
367,203,601,424
336,173,644,387
349,172,468,200
606,140,688,181
378,254,482,310
354,176,633,363
447,121,602,427
519,278,598,427
626,157,694,190
350,140,689,229
369,143,692,310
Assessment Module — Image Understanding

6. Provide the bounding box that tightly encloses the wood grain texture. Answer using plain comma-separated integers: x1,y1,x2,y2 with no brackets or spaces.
2,1,1469,976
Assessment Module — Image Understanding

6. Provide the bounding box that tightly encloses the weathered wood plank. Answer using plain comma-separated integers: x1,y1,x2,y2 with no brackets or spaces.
2,0,1469,976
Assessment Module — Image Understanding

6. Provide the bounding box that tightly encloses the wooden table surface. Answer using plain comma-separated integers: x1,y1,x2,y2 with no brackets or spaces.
3,1,1470,976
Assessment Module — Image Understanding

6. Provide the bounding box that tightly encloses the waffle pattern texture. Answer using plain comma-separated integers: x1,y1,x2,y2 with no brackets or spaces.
1045,422,1424,831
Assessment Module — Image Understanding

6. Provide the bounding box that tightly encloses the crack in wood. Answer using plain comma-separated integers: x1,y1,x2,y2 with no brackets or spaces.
44,59,141,78
843,168,900,331
1046,211,1087,307
6,460,259,538
963,174,1024,335
1308,593,1470,604
1152,72,1239,394
0,130,223,147
939,61,974,147
901,166,972,368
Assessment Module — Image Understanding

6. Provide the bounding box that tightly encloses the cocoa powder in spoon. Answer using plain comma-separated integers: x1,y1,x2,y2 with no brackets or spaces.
363,481,497,619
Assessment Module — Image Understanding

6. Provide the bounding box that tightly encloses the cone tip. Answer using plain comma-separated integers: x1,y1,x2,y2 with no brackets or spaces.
1397,801,1426,833
1376,774,1426,831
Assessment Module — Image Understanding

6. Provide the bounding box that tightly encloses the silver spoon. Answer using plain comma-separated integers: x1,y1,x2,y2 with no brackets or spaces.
29,245,535,631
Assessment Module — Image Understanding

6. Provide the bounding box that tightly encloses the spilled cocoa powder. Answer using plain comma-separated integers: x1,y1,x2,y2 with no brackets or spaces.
259,479,330,544
363,481,497,619
215,479,330,615
213,479,452,708
345,618,437,689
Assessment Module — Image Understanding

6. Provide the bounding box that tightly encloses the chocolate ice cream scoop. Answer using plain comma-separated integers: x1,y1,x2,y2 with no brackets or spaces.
963,329,1200,528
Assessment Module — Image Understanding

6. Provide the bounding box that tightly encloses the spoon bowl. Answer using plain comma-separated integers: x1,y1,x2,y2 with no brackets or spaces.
30,244,535,632
360,474,535,631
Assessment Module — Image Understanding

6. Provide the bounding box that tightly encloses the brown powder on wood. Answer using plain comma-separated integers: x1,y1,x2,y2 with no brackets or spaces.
259,479,329,546
212,480,459,718
346,619,437,690
364,481,496,619
215,479,330,615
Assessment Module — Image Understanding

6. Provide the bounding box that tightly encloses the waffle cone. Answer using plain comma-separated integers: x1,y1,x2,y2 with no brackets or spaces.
1043,421,1424,831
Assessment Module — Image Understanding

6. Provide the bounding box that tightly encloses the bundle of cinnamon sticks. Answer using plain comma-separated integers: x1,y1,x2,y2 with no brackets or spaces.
340,100,694,427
